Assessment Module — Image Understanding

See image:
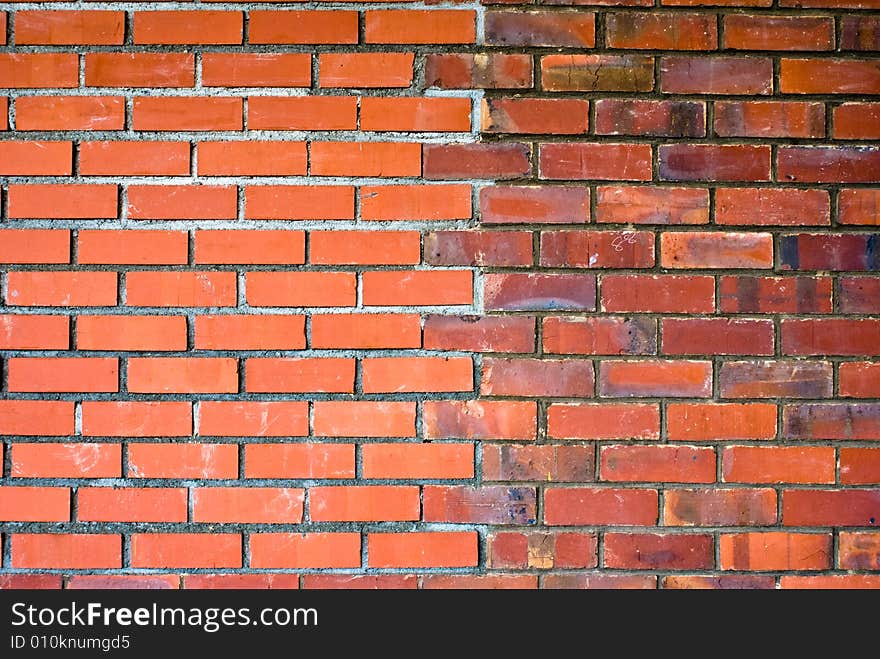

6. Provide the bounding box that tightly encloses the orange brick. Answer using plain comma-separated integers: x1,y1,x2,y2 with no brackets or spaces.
198,141,306,176
314,401,415,438
128,357,238,394
365,10,476,44
249,10,358,45
199,401,308,437
362,357,473,393
362,271,473,306
245,444,355,479
0,487,70,522
80,141,190,176
248,96,358,131
8,358,118,393
722,446,836,484
0,230,69,264
369,532,478,568
15,96,124,131
310,231,421,265
310,314,421,349
310,486,420,521
0,400,74,436
12,534,121,569
601,445,716,483
85,53,194,87
195,230,305,265
361,443,474,479
195,315,305,350
126,272,237,307
361,185,472,221
133,11,243,45
82,401,192,437
77,316,186,351
0,140,71,175
841,448,880,485
246,272,356,307
131,534,242,569
667,403,777,440
0,54,78,88
8,185,117,219
245,186,355,220
311,142,421,177
319,53,414,88
128,185,236,219
0,315,69,350
78,230,187,265
246,358,354,393
202,54,311,88
361,97,472,132
720,533,831,570
193,488,304,523
548,403,660,440
133,97,242,131
11,443,120,479
78,488,187,522
128,444,237,479
424,400,536,440
16,11,125,45
251,533,361,569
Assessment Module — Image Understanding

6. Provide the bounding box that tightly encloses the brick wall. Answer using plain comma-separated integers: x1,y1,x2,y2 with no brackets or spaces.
0,3,878,590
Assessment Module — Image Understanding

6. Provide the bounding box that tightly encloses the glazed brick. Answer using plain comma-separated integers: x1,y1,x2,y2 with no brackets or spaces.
489,531,597,570
722,447,836,484
425,230,533,267
8,185,117,219
723,15,834,51
15,96,124,131
424,486,537,525
840,363,880,398
660,57,772,95
8,357,118,393
248,96,357,131
606,13,716,50
598,360,713,397
780,59,880,94
6,271,116,306
542,316,656,356
128,444,238,479
423,315,536,353
720,533,831,571
714,102,825,139
540,143,652,181
425,53,532,89
486,11,595,48
202,54,311,88
251,533,360,569
319,53,413,88
10,443,121,479
483,445,595,482
77,316,186,352
424,400,537,440
548,403,660,440
541,54,655,92
361,443,474,479
481,358,594,397
481,98,589,135
16,11,125,46
544,488,659,526
249,11,358,45
81,142,190,176
540,230,655,269
423,143,530,180
666,403,777,440
195,230,305,265
0,315,69,350
246,358,355,393
664,488,777,526
85,53,194,88
484,273,596,311
311,486,419,522
245,445,355,479
133,97,242,131
133,11,242,45
834,103,880,140
715,189,830,226
604,533,714,570
198,142,306,176
661,318,774,356
600,445,715,483
595,100,705,138
719,360,833,399
595,186,709,224
361,185,471,221
199,401,308,437
311,314,421,350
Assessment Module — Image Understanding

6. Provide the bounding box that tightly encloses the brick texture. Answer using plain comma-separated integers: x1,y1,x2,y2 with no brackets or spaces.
0,3,878,591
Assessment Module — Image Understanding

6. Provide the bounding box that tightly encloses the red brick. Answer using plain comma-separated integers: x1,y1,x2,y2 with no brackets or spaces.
840,277,880,313
249,11,358,45
485,273,595,312
601,445,715,483
483,445,594,483
361,97,471,132
202,54,311,88
662,231,773,268
784,403,880,440
363,271,472,306
540,230,654,269
548,403,660,440
543,316,656,355
662,318,774,356
482,97,588,135
480,185,589,224
595,99,705,138
424,315,535,353
319,53,413,88
0,575,63,590
780,58,880,94
251,534,360,569
128,444,237,479
79,230,186,265
661,56,772,94
0,54,78,88
607,12,715,50
12,534,121,569
195,315,304,350
840,363,880,398
131,534,241,569
134,11,241,45
246,272,356,307
489,531,597,570
541,54,655,92
841,15,880,50
11,443,121,479
184,575,298,590
301,575,416,590
835,103,880,140
81,141,189,176
0,487,70,522
784,490,880,526
486,10,595,47
425,53,532,89
423,143,530,180
128,185,236,220
599,360,712,397
82,401,191,437
245,444,355,480
245,185,354,220
783,319,880,356
85,53,194,88
8,185,117,219
15,96,124,131
664,488,777,526
363,357,473,393
311,314,421,349
6,271,115,307
424,400,536,440
246,358,354,393
311,142,420,177
193,488,303,523
0,140,71,175
8,357,118,393
714,101,825,138
425,230,531,267
723,447,835,484
605,533,714,570
839,533,880,570
78,488,187,523
127,272,236,307
314,401,415,438
77,316,186,352
540,143,652,181
667,403,777,441
0,401,73,437
311,486,419,522
542,574,656,590
199,401,308,438
424,486,536,525
248,97,357,131
601,274,715,313
365,10,476,44
720,533,831,570
545,488,658,526
194,230,305,264
596,186,709,224
663,576,775,590
368,532,478,568
781,576,880,590
0,315,69,350
716,188,830,226
133,97,242,131
660,145,771,182
841,449,880,485
724,15,834,51
718,276,833,314
361,184,472,221
362,443,474,479
481,358,593,397
16,11,125,45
